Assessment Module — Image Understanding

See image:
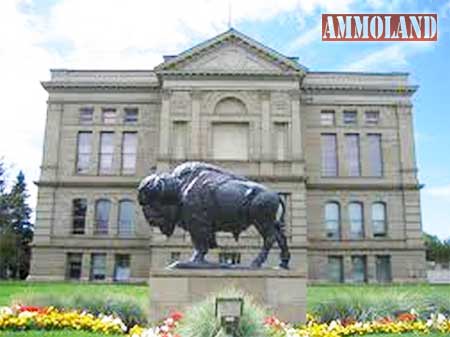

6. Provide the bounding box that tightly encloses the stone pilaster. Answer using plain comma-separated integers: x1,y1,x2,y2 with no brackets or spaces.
190,91,201,159
290,91,303,175
158,90,171,170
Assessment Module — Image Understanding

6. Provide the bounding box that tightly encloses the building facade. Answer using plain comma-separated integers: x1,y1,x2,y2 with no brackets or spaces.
29,29,425,283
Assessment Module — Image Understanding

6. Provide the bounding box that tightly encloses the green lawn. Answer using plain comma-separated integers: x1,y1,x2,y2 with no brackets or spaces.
0,281,147,307
1,281,450,337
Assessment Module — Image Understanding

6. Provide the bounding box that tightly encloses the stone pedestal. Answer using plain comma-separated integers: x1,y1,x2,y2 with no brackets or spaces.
149,269,306,323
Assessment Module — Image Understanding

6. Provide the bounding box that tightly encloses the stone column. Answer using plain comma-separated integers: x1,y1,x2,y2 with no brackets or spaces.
367,255,376,283
396,104,418,184
290,91,303,176
260,91,273,175
106,253,115,282
40,103,63,181
81,253,91,281
190,91,201,160
158,90,171,171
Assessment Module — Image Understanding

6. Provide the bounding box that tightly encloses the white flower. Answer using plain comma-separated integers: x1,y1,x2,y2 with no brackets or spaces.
437,313,446,324
286,327,299,337
0,307,13,316
142,328,160,337
160,324,170,333
328,321,339,330
18,311,37,319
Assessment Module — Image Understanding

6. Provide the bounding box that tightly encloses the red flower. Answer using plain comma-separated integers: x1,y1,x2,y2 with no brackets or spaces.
18,306,47,313
342,317,356,327
170,311,183,322
397,313,417,322
377,317,394,324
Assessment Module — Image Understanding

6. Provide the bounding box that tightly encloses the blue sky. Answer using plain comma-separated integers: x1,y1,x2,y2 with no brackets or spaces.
0,0,449,239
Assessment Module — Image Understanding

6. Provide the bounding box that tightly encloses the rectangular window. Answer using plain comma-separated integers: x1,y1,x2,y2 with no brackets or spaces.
345,134,361,176
219,252,241,265
121,132,137,175
90,253,107,281
212,123,249,160
95,200,111,235
349,202,364,239
343,111,357,125
124,108,138,124
102,108,116,124
66,253,82,280
274,123,288,161
72,198,87,234
328,256,344,283
351,256,367,283
321,110,335,126
79,107,94,124
321,134,338,176
99,132,114,174
368,134,383,177
325,202,341,240
372,202,387,237
118,200,134,236
76,132,92,174
172,122,188,160
114,254,130,282
365,111,380,125
376,255,392,283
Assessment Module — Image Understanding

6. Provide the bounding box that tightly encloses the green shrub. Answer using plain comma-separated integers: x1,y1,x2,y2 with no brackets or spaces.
312,288,425,323
176,288,269,337
12,292,148,328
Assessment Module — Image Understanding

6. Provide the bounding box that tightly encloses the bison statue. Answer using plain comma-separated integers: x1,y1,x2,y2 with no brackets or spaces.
137,162,290,269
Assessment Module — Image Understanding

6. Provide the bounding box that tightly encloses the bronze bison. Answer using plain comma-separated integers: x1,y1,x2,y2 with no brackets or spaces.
137,162,290,269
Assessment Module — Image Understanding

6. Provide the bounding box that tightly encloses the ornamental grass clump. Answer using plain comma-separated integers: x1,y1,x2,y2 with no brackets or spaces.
12,292,147,329
175,288,269,337
312,288,424,323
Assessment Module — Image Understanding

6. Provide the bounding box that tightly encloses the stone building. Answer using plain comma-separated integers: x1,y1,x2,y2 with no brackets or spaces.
29,28,425,283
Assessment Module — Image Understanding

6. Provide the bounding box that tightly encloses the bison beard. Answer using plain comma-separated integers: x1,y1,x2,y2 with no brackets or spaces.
138,162,290,269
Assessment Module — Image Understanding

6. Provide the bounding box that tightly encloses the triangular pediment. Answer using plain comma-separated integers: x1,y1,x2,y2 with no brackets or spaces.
155,28,307,75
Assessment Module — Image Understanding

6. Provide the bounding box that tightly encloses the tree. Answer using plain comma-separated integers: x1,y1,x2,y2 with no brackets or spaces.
0,160,11,278
8,171,34,279
0,166,34,279
424,232,450,263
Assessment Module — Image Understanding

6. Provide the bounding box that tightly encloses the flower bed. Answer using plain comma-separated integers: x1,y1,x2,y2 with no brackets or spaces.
2,305,450,337
0,305,126,335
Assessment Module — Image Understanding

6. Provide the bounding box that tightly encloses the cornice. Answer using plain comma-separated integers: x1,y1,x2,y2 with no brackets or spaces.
301,84,418,96
306,182,422,191
41,81,161,92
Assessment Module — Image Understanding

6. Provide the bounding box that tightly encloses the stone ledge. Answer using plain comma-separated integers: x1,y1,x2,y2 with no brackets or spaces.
150,268,306,278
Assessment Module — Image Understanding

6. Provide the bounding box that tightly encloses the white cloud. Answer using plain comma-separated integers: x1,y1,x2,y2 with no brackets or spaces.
0,0,62,216
342,41,434,72
426,185,450,198
288,22,321,50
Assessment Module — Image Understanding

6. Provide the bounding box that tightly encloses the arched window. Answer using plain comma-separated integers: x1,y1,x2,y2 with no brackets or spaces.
372,202,387,237
214,97,247,114
348,202,364,239
118,200,135,236
325,202,340,240
95,199,111,235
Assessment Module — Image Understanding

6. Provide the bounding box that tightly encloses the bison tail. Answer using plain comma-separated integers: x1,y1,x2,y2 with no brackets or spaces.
277,195,286,225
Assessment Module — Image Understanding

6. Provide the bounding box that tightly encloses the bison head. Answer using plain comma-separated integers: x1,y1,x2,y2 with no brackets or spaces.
138,173,181,237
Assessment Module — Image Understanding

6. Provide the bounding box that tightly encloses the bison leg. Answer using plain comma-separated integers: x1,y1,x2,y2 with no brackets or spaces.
274,221,290,269
188,220,210,264
250,224,276,268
